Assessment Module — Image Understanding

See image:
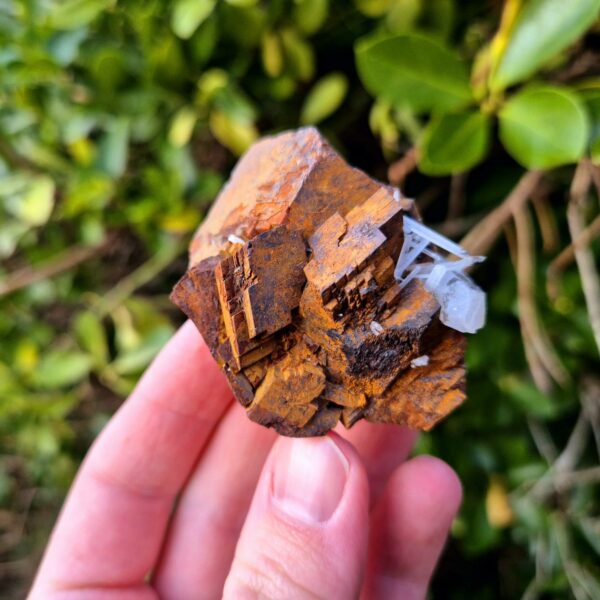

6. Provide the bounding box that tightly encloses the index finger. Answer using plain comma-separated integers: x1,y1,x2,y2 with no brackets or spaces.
30,321,233,597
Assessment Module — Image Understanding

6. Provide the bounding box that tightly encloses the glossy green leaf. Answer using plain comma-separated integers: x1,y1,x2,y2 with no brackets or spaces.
32,351,92,390
419,111,491,175
300,73,348,125
491,0,600,91
355,33,472,113
499,85,589,169
171,0,217,40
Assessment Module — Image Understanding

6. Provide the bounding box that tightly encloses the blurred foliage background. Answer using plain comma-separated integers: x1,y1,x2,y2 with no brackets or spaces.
1,0,600,597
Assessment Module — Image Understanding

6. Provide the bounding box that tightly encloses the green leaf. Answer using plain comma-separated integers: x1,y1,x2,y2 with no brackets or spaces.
354,0,393,17
281,28,315,82
421,0,455,40
419,111,491,175
48,0,112,30
209,109,258,156
293,0,329,35
168,107,197,147
355,33,472,113
261,32,284,78
300,73,348,125
580,88,600,163
386,0,422,33
111,326,172,376
221,5,267,48
74,311,108,368
97,117,129,177
32,351,92,390
171,0,217,40
499,85,590,169
10,176,55,226
491,0,600,91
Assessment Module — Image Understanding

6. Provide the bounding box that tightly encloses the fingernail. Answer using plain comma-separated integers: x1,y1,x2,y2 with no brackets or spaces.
271,436,349,524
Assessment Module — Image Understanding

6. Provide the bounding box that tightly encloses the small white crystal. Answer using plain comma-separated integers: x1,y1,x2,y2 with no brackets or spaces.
227,234,245,245
370,321,384,335
434,272,486,334
411,355,430,368
394,216,487,334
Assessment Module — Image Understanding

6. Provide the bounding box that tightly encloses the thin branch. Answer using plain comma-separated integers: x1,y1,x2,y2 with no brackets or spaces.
92,237,186,317
527,417,558,465
387,147,417,186
513,205,570,389
546,212,600,300
581,376,600,462
0,237,113,297
531,192,559,254
446,171,468,221
436,213,483,238
554,411,589,473
567,161,600,355
461,170,544,256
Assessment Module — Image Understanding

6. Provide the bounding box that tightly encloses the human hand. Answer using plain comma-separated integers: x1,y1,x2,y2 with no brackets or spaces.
29,321,462,600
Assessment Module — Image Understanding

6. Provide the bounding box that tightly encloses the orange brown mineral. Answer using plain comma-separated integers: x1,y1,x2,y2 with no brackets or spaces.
171,127,466,436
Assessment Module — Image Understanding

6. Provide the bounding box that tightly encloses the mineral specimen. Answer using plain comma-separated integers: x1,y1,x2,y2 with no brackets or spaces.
171,127,485,437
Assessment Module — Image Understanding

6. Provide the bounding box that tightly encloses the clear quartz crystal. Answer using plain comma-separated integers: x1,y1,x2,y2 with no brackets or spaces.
394,216,486,334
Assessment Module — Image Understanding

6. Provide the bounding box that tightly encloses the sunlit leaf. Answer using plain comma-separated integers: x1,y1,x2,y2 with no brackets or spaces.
355,33,472,113
354,0,393,17
209,109,258,156
485,477,513,528
491,0,600,91
171,0,217,39
281,28,315,82
48,0,113,30
499,85,589,169
293,0,329,35
32,351,92,390
300,73,348,125
261,32,284,78
168,107,197,148
10,176,55,226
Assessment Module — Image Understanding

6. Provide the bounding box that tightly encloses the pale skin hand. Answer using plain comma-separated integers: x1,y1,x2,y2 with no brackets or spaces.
29,321,462,600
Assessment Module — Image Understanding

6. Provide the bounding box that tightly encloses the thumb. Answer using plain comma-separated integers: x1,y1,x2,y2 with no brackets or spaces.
223,433,370,599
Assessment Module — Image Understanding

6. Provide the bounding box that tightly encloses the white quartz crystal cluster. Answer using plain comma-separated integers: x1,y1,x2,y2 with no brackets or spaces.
394,216,486,334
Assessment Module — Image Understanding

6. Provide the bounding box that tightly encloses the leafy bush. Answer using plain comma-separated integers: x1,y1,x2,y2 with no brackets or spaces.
1,0,599,597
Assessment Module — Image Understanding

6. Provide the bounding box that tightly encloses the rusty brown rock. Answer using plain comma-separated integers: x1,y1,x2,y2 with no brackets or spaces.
171,127,466,436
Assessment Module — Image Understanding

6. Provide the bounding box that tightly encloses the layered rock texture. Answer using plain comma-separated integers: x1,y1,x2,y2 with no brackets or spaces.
171,127,466,436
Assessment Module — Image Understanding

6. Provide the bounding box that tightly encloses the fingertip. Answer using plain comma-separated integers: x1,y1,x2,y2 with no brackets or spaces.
363,455,462,599
398,455,463,517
